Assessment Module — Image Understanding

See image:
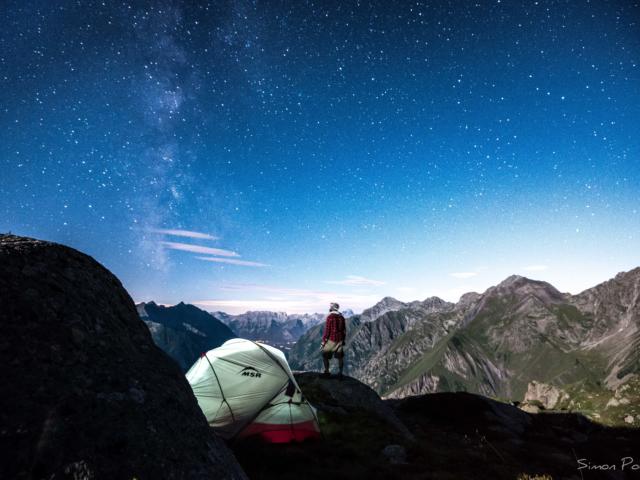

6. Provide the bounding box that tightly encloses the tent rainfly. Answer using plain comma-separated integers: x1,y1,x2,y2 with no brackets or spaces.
186,338,321,443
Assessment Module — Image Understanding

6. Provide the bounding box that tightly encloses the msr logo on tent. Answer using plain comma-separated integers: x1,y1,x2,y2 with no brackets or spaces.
239,367,262,378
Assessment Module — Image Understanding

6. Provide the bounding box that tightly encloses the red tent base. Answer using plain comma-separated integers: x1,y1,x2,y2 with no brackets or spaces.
238,420,321,443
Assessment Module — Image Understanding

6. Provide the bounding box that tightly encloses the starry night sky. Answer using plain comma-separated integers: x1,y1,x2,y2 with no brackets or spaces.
2,1,639,313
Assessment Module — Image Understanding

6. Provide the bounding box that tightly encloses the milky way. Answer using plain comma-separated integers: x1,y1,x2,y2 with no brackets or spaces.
1,1,639,313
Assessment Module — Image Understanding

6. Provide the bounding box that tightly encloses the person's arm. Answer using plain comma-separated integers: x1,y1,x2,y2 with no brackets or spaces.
321,316,330,344
341,315,346,344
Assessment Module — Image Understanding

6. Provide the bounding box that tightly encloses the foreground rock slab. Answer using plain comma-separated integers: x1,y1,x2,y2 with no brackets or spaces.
0,235,246,480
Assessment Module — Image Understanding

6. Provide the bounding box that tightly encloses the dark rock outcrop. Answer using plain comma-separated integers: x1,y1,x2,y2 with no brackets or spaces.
358,296,408,323
295,372,412,439
0,235,246,480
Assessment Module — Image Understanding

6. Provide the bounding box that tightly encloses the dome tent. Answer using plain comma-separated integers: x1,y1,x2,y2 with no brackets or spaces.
186,338,321,443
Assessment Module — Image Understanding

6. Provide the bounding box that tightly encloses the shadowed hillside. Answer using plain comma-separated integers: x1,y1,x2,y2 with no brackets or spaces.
232,372,640,480
138,301,236,371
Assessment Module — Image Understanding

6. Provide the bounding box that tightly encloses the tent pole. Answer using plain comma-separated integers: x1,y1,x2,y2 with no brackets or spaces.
203,353,236,424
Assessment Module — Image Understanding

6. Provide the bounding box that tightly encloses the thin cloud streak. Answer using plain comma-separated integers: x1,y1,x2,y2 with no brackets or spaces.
194,295,376,314
218,284,346,297
195,256,269,267
147,228,218,240
161,241,239,257
200,284,380,314
325,275,386,287
194,299,310,312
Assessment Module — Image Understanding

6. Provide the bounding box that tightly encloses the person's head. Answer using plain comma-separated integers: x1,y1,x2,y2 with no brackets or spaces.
329,302,340,312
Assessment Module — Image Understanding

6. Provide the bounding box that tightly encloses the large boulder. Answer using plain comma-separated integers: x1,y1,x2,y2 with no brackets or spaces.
294,372,413,439
0,235,246,479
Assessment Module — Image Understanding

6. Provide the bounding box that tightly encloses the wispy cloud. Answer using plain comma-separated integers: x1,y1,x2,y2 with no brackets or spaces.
218,284,319,295
450,272,478,279
193,299,307,312
325,275,386,287
524,264,549,272
147,228,218,240
161,241,239,257
202,283,380,314
195,256,269,267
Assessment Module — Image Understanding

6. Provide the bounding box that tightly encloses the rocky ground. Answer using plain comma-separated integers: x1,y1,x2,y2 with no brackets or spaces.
0,235,245,479
521,378,640,428
232,372,640,480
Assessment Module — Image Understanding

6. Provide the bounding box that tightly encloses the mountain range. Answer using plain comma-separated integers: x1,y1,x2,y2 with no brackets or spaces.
137,301,236,371
215,309,353,351
289,269,640,401
137,302,351,367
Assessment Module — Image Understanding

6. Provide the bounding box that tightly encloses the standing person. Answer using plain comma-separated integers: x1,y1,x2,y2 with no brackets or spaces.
321,302,346,379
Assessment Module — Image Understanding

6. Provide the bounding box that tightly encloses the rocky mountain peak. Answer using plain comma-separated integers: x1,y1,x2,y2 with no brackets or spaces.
573,267,640,302
490,275,565,304
497,274,526,286
379,295,401,304
423,295,445,302
217,310,322,350
359,296,407,322
420,296,453,310
241,310,289,321
457,291,481,307
614,266,640,282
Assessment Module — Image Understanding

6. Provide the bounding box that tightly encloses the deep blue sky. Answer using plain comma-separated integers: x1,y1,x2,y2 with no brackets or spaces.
2,0,639,313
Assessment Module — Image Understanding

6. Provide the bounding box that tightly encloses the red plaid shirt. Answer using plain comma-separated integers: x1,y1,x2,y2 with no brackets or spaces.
322,313,346,343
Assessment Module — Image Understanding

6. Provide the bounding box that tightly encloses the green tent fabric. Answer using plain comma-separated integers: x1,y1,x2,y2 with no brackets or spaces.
186,338,321,443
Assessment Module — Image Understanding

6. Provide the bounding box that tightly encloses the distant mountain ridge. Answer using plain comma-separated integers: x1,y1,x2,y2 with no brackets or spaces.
289,297,456,384
213,309,353,353
138,302,351,362
289,269,640,402
138,301,235,371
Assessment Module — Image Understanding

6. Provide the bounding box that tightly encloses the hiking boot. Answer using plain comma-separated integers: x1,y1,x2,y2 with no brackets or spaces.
321,371,331,379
